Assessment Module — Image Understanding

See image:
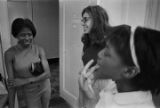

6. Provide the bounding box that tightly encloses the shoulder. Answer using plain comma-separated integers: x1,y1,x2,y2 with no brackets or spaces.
33,44,44,51
33,44,45,56
5,46,16,58
5,46,17,62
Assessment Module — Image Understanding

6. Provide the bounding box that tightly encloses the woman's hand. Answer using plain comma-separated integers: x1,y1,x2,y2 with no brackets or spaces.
8,78,30,87
78,59,99,98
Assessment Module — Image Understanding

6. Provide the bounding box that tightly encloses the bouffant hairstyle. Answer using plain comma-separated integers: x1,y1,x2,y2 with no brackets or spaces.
11,18,36,38
106,25,160,94
81,5,110,50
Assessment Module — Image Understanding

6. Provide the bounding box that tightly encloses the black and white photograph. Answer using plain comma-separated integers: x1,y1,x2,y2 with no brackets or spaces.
0,0,160,108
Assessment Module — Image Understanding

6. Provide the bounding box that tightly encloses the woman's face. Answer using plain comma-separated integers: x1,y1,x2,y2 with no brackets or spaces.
17,27,33,47
95,42,126,80
81,12,93,34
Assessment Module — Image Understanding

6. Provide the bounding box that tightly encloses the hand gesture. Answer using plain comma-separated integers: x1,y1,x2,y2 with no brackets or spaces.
79,59,99,98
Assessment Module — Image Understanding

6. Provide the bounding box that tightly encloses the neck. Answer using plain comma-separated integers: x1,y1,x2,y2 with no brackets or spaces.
116,79,139,93
17,43,32,50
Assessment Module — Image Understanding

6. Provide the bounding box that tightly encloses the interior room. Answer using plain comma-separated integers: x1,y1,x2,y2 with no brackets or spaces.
0,0,160,108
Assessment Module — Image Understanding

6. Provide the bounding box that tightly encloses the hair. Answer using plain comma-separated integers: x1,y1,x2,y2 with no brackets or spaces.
134,27,160,94
11,18,36,38
106,25,160,94
81,5,110,50
106,25,134,66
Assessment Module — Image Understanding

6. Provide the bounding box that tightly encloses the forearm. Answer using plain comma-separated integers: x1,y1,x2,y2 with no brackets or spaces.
79,77,97,100
79,86,97,108
83,79,97,100
8,88,16,108
78,87,84,107
31,72,50,83
83,87,96,100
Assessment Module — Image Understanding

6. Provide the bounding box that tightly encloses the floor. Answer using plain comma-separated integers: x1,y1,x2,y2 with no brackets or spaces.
49,96,71,108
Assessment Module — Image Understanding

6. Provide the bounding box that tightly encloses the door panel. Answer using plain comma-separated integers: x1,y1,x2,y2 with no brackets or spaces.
59,0,97,107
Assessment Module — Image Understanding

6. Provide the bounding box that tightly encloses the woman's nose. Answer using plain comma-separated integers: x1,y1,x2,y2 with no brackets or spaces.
81,20,85,26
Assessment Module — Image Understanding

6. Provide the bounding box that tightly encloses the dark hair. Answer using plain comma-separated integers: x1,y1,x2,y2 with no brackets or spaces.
11,18,36,38
134,27,160,94
106,25,160,94
106,25,134,67
81,5,110,49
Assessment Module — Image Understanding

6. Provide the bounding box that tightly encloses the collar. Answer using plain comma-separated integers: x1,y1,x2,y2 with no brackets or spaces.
114,91,152,105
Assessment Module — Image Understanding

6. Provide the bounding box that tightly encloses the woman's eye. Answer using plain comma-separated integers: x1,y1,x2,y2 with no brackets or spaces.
19,34,26,37
19,33,33,38
81,17,91,23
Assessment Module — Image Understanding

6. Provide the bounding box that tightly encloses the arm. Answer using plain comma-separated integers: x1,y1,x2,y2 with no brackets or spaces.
29,47,50,83
4,50,16,108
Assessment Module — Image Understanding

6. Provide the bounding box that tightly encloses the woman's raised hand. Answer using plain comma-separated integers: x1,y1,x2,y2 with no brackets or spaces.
79,59,99,98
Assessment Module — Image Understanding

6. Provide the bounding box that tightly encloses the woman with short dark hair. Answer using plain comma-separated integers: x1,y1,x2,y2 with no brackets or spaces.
5,18,51,108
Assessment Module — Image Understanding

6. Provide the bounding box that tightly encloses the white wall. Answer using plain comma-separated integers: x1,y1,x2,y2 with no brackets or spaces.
98,0,128,25
144,0,160,30
98,0,147,28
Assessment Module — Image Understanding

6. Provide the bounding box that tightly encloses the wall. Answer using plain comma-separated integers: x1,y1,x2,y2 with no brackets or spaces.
32,0,59,58
144,0,160,30
98,0,128,25
0,0,11,76
0,0,11,52
98,0,147,28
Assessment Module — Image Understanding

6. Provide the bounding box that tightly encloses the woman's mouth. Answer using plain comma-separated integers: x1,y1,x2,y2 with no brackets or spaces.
83,27,88,31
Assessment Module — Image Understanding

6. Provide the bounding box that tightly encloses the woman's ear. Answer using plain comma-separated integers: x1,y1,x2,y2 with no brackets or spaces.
122,66,140,79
